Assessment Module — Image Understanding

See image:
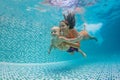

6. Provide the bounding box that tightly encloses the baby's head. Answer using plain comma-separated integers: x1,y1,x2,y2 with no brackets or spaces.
51,26,60,37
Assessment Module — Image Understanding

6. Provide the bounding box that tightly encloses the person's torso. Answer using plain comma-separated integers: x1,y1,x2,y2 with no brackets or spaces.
66,29,78,38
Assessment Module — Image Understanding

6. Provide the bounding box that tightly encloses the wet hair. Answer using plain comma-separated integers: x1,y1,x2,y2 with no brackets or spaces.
62,12,76,29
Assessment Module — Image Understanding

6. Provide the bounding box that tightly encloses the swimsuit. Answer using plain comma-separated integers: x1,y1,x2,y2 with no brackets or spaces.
67,47,78,52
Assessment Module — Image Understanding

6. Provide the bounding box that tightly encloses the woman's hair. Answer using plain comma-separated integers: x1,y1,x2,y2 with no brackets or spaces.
62,12,76,29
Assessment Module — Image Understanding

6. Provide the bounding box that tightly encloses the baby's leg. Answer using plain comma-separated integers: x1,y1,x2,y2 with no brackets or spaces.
78,49,87,57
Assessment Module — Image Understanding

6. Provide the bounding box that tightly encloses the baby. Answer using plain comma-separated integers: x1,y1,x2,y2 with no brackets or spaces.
48,26,86,57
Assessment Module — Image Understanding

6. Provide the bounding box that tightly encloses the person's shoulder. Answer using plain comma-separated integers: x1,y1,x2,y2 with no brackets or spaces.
70,29,78,33
69,29,78,37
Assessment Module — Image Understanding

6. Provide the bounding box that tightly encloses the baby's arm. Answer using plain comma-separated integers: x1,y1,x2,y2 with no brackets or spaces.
48,40,54,54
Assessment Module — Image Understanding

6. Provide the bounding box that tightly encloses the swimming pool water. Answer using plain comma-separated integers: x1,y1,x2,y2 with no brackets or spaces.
0,0,120,79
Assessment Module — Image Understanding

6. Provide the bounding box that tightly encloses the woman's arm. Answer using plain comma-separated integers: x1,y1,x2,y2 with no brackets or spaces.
63,42,80,48
59,36,81,43
59,36,80,48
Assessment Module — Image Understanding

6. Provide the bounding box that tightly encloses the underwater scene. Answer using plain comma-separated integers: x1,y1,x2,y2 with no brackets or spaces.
0,0,120,80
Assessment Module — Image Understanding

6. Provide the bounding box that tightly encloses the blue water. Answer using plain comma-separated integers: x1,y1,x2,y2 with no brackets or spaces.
0,0,120,79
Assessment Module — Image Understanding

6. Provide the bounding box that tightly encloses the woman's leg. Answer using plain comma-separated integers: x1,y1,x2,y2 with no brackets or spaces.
89,36,98,41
